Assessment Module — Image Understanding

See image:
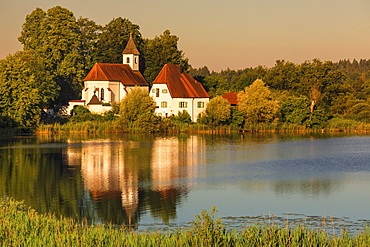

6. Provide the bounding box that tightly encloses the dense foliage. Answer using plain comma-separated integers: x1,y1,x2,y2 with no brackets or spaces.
190,59,370,130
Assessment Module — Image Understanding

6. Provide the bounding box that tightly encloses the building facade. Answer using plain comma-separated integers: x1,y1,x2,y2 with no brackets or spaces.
149,64,209,122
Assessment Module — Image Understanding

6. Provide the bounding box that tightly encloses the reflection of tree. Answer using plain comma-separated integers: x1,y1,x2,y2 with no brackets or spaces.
0,134,206,226
146,188,185,223
272,179,339,197
0,140,86,221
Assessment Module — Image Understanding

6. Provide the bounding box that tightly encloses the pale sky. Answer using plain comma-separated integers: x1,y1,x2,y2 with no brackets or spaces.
1,0,369,71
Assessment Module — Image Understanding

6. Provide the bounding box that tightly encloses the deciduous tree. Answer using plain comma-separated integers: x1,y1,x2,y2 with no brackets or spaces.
119,87,158,131
238,79,279,123
198,96,231,127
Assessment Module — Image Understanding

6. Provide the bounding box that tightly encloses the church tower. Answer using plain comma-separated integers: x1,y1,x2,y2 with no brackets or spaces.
122,33,140,71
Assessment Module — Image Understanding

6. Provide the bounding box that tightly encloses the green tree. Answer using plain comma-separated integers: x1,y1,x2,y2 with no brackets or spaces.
119,87,158,131
202,75,228,97
264,60,299,90
346,103,370,123
0,51,56,129
77,17,101,73
143,30,189,83
170,110,192,124
18,7,47,50
93,17,143,65
18,6,86,105
280,95,311,125
199,96,231,127
238,79,279,124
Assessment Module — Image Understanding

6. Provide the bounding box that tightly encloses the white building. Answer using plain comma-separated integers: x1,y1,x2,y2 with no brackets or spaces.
67,34,149,115
149,64,209,121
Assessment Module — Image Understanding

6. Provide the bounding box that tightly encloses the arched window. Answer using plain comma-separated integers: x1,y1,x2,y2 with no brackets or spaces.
134,57,137,64
126,57,130,63
100,88,104,101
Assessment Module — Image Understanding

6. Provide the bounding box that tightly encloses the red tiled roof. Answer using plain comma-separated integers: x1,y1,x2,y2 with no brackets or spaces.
153,64,209,98
222,93,239,105
84,63,148,86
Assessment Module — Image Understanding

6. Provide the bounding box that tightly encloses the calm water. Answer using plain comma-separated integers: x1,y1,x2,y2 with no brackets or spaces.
1,133,370,231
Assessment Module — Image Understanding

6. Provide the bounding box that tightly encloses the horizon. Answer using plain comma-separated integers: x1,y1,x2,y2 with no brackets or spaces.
1,0,369,72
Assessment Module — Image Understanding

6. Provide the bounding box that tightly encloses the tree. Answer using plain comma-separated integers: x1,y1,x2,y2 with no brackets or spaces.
238,79,279,123
199,96,231,127
18,6,87,105
202,75,228,97
18,7,47,50
143,30,189,83
0,51,56,129
93,17,143,65
280,96,311,125
264,60,299,90
77,17,101,73
119,87,158,131
346,103,370,123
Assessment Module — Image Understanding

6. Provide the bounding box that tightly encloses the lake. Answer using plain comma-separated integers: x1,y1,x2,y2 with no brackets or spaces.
1,132,370,231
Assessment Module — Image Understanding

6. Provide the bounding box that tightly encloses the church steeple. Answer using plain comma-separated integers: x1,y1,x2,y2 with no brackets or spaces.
122,33,140,71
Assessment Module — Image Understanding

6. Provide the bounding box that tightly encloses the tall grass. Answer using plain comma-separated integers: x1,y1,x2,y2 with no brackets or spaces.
1,198,370,246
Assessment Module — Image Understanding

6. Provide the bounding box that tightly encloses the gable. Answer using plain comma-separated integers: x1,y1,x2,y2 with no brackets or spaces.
84,63,148,86
153,64,209,98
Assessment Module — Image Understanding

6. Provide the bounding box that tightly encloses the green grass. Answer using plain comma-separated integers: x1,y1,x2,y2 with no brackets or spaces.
1,198,370,246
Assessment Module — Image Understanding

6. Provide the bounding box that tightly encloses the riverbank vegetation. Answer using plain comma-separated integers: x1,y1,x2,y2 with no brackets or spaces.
1,6,370,133
1,198,370,246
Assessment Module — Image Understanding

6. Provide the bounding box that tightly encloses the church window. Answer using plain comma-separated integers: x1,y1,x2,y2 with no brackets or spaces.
100,88,104,101
161,101,167,108
156,88,160,97
135,57,137,64
162,89,168,93
126,57,130,63
151,89,155,93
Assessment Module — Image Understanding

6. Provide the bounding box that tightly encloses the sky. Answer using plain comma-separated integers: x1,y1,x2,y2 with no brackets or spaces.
1,0,369,71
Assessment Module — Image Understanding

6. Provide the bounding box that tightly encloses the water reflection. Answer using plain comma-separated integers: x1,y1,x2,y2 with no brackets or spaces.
64,135,207,225
1,133,370,228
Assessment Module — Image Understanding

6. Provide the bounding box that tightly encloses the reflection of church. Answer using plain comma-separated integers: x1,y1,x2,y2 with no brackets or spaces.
67,135,205,225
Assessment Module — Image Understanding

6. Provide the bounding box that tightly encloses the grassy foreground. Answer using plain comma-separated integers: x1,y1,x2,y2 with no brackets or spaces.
1,198,370,246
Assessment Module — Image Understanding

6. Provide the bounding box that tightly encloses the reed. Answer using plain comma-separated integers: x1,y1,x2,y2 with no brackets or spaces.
1,198,370,246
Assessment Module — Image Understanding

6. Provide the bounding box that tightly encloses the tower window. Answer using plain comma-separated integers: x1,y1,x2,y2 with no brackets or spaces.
156,88,160,97
126,57,130,63
135,57,137,64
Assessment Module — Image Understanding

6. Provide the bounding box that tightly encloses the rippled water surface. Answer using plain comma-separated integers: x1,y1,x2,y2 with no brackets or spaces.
1,133,370,231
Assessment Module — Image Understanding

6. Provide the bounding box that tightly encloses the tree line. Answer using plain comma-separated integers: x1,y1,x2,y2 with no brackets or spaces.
1,6,369,131
189,58,370,129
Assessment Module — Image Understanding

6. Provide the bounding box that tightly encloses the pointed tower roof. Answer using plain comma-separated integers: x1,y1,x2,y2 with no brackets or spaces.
122,33,140,55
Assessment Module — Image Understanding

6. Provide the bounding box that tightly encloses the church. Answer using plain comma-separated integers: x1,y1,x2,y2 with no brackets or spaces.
67,34,209,121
